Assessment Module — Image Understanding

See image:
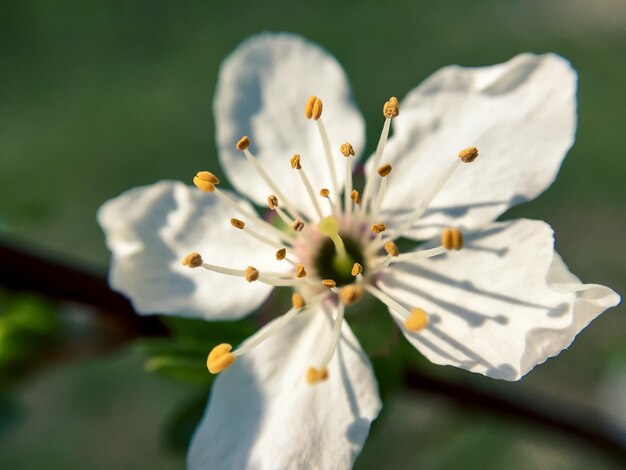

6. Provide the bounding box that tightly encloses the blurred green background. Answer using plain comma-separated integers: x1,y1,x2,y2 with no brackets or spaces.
0,0,624,468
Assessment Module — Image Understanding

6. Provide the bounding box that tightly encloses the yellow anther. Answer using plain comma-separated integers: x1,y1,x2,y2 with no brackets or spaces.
377,163,392,177
404,308,429,332
322,279,337,288
339,285,364,306
291,219,305,232
236,136,250,150
384,241,399,257
320,188,330,198
193,175,216,193
245,266,259,282
195,171,219,185
351,189,361,205
304,96,323,120
290,154,302,170
275,248,287,260
296,264,307,278
351,262,363,276
292,292,306,309
441,228,464,250
383,96,399,118
306,367,328,384
230,218,245,229
181,252,203,268
207,343,236,374
340,142,355,157
371,223,387,234
458,146,479,163
267,194,279,210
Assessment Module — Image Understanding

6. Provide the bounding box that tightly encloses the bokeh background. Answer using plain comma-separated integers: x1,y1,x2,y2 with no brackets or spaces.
1,0,625,469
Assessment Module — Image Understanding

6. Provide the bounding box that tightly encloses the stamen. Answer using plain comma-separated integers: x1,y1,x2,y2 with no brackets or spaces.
339,285,363,305
371,223,387,234
304,96,323,121
361,96,396,212
193,172,217,193
211,187,295,244
319,188,339,218
306,367,328,384
233,304,303,358
290,154,302,169
384,241,399,257
267,194,278,210
386,147,478,241
304,96,340,206
377,164,392,177
196,171,220,184
207,343,236,374
320,303,346,368
291,219,305,232
404,308,429,332
230,218,245,229
267,194,296,227
341,142,355,216
292,292,305,309
230,217,286,250
322,279,337,289
383,96,400,118
275,248,287,260
351,189,361,206
366,241,399,273
296,264,307,278
256,275,302,287
237,136,304,221
200,262,300,287
181,252,203,268
392,245,447,262
236,136,250,150
370,166,391,221
291,154,324,220
245,266,259,282
441,228,463,250
459,146,479,163
365,285,413,325
351,262,363,276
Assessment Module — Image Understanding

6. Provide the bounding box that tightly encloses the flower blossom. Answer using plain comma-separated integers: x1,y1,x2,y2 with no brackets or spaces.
98,33,620,469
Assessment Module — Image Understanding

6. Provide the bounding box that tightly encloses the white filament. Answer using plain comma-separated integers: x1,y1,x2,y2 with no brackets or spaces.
320,303,345,368
365,285,410,323
316,119,340,201
243,148,305,221
361,117,391,213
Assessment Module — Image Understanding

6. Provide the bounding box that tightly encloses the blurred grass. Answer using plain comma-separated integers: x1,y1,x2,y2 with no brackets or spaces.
0,0,624,468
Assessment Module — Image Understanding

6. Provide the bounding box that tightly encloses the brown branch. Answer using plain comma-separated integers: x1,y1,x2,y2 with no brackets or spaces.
0,240,166,339
1,239,624,460
404,368,626,462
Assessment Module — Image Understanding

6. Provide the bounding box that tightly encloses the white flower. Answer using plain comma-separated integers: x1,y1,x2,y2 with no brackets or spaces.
98,33,620,470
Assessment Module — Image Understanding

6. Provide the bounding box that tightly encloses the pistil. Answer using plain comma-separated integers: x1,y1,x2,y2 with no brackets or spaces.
318,216,354,275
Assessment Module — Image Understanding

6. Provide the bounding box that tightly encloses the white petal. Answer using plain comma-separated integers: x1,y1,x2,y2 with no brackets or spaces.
98,181,287,320
377,219,620,380
214,32,365,219
188,306,381,470
374,53,577,239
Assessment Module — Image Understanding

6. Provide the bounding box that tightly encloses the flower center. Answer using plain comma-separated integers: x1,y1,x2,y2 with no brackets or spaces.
186,94,478,385
315,232,364,287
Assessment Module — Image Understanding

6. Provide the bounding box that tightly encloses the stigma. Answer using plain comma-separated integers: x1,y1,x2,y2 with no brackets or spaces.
187,94,478,384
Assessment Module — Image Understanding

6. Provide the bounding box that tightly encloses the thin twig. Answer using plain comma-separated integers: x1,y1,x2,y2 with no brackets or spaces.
0,240,165,338
404,368,626,462
1,239,624,461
